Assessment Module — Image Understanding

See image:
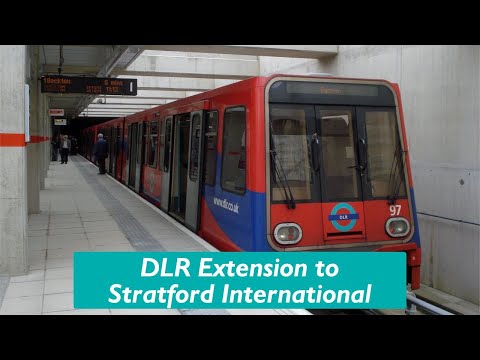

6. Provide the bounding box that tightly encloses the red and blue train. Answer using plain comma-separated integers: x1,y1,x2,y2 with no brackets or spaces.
80,74,421,289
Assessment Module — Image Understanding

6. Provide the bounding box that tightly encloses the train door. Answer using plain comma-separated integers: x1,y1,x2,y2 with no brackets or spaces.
315,106,367,241
107,127,113,175
113,126,120,178
138,121,147,192
87,131,93,160
111,127,116,176
160,117,173,212
169,114,191,222
127,123,139,189
135,122,144,192
184,111,205,231
126,124,131,185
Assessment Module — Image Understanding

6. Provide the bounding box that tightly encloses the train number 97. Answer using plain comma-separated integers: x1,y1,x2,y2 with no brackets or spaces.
389,205,401,216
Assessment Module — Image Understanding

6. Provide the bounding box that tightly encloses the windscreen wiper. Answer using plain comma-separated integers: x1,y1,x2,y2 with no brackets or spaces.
386,140,406,205
270,122,296,209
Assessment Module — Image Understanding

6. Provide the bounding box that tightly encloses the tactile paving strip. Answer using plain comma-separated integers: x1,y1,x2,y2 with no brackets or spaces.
73,157,230,315
73,158,166,251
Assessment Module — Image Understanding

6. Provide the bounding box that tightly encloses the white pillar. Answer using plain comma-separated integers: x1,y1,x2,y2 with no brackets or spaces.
38,71,46,190
0,45,28,275
43,95,50,179
27,45,40,214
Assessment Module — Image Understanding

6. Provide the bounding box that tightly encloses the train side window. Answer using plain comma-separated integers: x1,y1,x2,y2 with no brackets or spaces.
164,118,172,172
148,121,158,168
221,106,246,195
203,111,218,186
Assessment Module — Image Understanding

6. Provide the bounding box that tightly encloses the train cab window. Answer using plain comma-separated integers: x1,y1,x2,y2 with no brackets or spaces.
270,105,313,201
319,109,359,201
148,121,158,168
203,111,218,186
365,110,406,198
221,107,246,194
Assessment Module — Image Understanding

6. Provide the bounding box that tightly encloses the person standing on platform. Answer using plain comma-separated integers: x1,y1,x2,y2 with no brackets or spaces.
51,135,60,161
94,133,109,174
60,135,71,164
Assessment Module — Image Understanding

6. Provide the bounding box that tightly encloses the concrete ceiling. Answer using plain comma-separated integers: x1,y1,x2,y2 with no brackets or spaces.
40,45,338,120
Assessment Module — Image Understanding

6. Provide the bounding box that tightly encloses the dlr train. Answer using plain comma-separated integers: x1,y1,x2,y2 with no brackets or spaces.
80,74,421,289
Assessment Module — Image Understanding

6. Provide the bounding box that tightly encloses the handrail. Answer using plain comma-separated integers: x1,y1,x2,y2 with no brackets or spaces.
406,292,454,315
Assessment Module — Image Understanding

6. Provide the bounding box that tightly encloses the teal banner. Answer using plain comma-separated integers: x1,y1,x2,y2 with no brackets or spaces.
74,252,406,309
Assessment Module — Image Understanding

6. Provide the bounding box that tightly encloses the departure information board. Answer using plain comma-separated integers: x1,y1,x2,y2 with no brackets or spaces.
40,76,137,95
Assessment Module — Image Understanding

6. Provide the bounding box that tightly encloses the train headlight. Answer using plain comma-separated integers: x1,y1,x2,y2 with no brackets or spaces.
273,223,302,245
385,217,410,237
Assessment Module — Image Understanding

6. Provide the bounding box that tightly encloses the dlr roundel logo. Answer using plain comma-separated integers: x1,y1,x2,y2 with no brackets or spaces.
328,203,360,232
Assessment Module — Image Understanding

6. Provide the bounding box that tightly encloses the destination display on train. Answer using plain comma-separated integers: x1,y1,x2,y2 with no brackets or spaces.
40,76,137,95
286,82,379,96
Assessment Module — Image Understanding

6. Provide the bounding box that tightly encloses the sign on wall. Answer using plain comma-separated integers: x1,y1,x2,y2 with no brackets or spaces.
49,109,65,116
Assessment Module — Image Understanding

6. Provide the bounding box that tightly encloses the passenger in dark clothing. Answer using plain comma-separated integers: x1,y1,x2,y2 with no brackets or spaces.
51,135,60,161
60,135,71,164
94,133,109,174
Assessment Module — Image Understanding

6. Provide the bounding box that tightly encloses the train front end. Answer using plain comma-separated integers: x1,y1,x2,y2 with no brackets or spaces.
264,76,421,289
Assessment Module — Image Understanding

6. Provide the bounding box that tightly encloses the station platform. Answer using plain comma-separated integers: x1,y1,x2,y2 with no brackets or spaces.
0,155,477,315
0,155,308,315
